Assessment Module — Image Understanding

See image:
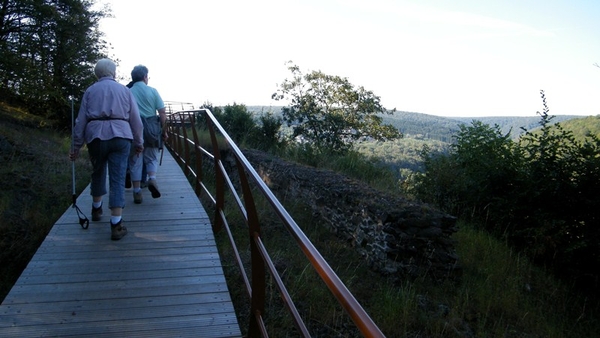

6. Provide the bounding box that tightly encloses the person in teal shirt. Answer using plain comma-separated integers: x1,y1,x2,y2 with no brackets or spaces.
127,65,167,203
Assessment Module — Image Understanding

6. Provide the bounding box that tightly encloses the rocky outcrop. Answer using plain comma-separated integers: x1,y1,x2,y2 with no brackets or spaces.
240,149,461,282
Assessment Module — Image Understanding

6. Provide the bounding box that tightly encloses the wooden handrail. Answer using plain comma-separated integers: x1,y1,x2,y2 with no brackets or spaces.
165,109,385,338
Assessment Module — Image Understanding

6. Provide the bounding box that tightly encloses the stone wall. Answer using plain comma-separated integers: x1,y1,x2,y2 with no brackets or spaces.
236,149,461,282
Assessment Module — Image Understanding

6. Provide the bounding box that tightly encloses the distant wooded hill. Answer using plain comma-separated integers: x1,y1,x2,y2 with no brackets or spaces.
243,106,599,178
556,115,600,142
246,106,592,142
381,111,591,142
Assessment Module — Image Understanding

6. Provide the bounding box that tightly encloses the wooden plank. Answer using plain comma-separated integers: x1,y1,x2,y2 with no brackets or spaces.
1,320,240,338
2,301,236,325
1,293,235,316
0,150,242,337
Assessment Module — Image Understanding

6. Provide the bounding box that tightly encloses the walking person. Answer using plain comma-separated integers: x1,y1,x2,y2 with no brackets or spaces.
70,58,144,240
128,65,167,204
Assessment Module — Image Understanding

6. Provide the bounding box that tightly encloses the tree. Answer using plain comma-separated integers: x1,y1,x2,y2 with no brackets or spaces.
0,0,111,129
272,62,401,153
219,103,257,145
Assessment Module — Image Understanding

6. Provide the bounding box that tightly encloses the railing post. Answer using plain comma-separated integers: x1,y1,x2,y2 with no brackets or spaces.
180,115,191,178
173,113,183,163
189,113,203,196
234,157,266,338
205,118,224,233
167,113,181,165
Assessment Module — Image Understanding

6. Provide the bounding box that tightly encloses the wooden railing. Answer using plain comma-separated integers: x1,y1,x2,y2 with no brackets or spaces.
165,109,385,338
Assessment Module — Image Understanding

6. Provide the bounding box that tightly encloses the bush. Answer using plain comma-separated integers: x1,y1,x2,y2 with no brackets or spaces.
412,92,600,295
414,120,523,227
254,111,285,151
204,103,284,152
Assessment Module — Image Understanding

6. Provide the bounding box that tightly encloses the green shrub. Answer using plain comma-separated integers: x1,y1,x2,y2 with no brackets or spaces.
412,91,600,295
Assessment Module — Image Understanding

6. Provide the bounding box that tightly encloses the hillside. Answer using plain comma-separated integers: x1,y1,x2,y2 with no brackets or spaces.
246,105,587,142
558,115,600,141
454,114,589,139
383,111,586,141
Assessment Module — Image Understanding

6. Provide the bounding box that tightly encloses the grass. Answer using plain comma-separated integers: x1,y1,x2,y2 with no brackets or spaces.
0,106,91,302
450,226,598,337
1,103,599,337
274,145,401,193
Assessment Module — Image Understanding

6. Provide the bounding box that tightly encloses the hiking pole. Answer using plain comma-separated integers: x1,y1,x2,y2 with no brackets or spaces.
70,96,89,229
159,122,165,165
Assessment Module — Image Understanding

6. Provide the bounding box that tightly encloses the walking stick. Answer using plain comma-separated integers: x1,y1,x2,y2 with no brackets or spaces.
159,123,165,165
70,96,89,229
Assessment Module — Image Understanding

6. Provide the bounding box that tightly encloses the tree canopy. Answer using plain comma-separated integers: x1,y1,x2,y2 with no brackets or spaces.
272,62,401,153
0,0,110,129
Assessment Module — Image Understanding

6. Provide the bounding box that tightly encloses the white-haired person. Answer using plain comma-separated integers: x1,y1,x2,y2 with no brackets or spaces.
70,58,144,240
127,64,167,204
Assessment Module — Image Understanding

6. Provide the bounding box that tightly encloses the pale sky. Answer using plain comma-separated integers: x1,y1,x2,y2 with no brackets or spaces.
98,0,600,117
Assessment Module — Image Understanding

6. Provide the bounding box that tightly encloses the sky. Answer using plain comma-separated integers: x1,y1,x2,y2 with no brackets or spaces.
98,0,600,117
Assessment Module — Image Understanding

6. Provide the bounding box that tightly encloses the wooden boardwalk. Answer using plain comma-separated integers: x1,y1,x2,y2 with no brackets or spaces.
0,150,242,337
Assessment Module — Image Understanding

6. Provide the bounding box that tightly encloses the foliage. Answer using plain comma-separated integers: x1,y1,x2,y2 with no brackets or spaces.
515,92,600,286
0,0,111,130
412,91,600,294
254,110,285,151
412,120,523,220
275,144,400,193
217,103,257,144
272,62,401,154
198,101,223,127
548,114,600,143
449,223,598,338
0,106,91,302
380,110,461,143
355,137,448,180
452,115,583,140
205,102,285,151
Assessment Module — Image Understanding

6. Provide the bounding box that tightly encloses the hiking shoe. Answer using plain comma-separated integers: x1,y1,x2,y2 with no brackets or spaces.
110,220,127,241
125,172,132,189
148,179,161,198
91,205,103,221
133,190,143,204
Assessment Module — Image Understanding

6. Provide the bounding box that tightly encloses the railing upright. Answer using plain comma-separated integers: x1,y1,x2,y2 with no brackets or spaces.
204,116,225,233
232,158,266,336
188,114,204,195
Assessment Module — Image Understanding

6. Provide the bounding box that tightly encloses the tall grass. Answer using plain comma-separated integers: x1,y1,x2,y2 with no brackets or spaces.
450,226,598,337
275,145,400,193
0,111,91,302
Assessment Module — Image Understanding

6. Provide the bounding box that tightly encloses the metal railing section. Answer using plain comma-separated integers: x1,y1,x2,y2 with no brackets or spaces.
165,109,385,338
164,101,196,114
